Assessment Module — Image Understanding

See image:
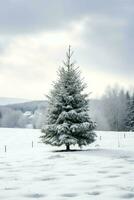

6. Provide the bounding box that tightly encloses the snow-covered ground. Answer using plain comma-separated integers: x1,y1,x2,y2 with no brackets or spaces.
0,128,134,200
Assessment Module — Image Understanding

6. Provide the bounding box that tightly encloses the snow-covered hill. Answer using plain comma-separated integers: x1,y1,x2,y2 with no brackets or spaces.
0,97,30,105
0,129,134,200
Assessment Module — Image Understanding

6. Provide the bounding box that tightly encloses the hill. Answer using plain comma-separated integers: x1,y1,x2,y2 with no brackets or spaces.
0,97,31,106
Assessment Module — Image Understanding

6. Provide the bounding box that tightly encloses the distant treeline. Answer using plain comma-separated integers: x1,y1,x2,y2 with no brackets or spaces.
90,85,134,131
0,101,47,129
5,100,47,113
0,86,134,131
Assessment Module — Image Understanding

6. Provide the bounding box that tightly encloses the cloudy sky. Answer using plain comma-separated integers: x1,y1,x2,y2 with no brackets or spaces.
0,0,134,100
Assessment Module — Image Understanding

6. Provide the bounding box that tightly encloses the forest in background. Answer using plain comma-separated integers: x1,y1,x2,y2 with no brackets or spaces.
0,85,133,131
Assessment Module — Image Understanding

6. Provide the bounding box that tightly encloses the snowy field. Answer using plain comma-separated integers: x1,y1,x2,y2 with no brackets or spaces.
0,128,134,200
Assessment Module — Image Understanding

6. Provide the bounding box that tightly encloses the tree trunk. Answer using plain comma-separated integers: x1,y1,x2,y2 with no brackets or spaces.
66,143,70,151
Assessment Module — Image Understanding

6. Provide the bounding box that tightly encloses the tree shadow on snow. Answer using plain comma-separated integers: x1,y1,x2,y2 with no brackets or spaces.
52,148,133,161
53,149,83,152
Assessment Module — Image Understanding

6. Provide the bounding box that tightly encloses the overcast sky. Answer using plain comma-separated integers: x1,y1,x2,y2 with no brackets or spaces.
0,0,134,100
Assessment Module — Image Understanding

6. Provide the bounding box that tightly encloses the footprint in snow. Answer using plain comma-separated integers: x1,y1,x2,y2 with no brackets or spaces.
0,162,6,165
4,187,19,191
8,169,21,172
119,155,130,159
24,193,46,198
61,193,78,197
120,171,130,175
121,193,134,199
120,186,134,193
107,175,120,178
35,177,57,182
65,173,76,177
86,191,100,196
40,177,57,181
97,170,108,174
115,165,124,169
127,159,134,164
48,155,64,159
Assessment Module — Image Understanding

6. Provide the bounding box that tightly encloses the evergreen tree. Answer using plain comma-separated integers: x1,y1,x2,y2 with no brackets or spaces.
126,93,134,131
41,46,96,150
125,91,131,131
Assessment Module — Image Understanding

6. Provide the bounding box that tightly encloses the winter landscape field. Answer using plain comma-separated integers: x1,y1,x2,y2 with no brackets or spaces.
1,0,134,199
0,128,134,200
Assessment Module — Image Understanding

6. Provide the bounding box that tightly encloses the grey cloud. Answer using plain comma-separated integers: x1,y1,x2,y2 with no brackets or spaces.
0,0,133,99
74,3,134,78
0,0,133,34
1,0,134,76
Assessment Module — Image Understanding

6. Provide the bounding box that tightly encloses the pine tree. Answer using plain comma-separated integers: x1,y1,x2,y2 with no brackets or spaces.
125,91,131,131
126,93,134,131
41,46,96,150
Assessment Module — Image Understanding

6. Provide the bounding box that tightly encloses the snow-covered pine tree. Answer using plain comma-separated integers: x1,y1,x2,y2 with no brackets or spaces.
41,46,96,150
125,91,131,131
125,93,134,131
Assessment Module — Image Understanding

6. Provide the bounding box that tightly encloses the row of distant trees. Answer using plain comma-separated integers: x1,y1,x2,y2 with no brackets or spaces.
0,86,134,132
0,107,27,128
91,85,134,131
0,106,46,129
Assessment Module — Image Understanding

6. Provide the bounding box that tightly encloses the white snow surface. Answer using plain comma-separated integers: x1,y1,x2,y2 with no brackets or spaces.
0,128,134,200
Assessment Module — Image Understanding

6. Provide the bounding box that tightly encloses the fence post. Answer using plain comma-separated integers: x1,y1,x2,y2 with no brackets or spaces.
5,145,7,152
118,132,120,147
